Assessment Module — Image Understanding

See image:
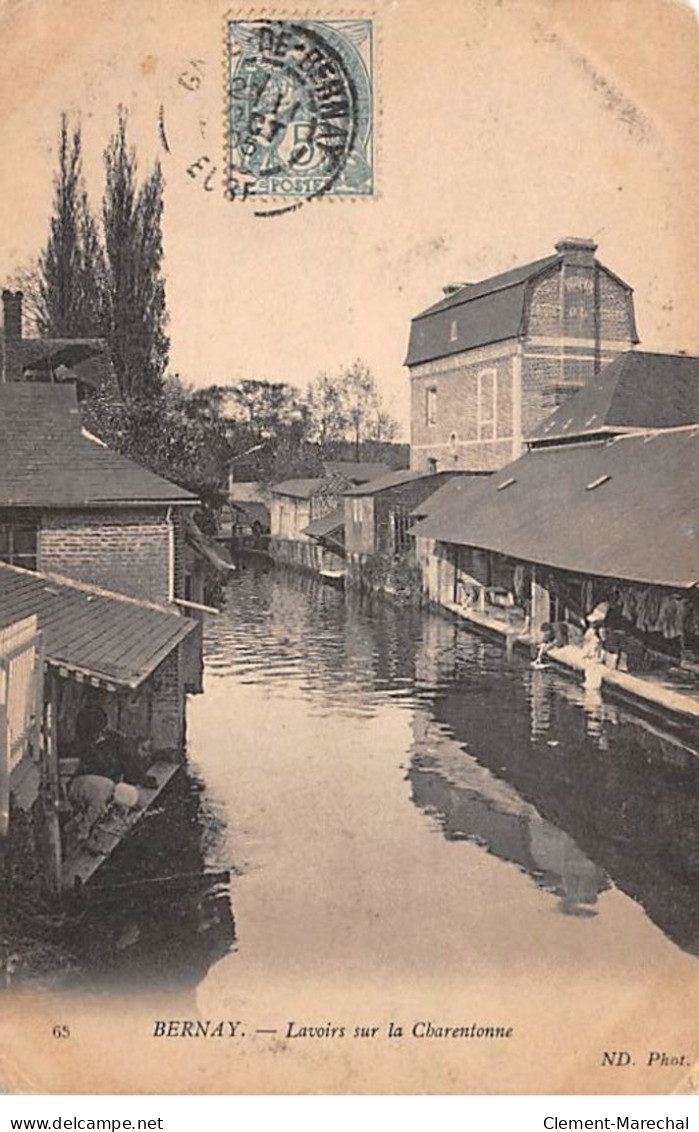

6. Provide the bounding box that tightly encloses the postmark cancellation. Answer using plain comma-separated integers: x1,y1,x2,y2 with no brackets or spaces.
225,15,374,205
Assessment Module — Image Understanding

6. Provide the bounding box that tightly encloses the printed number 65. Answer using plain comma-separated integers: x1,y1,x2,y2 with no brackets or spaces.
52,1024,70,1038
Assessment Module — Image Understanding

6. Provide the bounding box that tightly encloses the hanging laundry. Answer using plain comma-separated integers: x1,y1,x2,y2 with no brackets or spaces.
620,587,638,623
657,595,687,641
636,588,662,634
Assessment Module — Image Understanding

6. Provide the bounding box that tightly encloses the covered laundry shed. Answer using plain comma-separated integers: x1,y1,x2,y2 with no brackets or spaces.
0,562,200,894
0,561,198,760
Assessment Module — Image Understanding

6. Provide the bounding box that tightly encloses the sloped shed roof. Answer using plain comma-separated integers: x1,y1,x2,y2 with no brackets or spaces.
323,461,391,483
410,430,699,588
0,384,197,507
303,506,345,539
270,478,324,499
0,563,196,689
343,470,425,496
530,351,699,443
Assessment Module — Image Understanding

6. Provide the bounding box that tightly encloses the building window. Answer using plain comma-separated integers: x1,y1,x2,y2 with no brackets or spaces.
0,513,38,571
427,457,438,474
425,386,437,427
393,507,412,554
449,319,458,342
477,368,497,441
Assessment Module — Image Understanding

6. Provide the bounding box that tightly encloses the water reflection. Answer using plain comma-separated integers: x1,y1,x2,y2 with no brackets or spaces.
12,565,698,992
4,771,236,993
65,772,236,991
212,570,699,957
411,625,699,954
408,712,608,917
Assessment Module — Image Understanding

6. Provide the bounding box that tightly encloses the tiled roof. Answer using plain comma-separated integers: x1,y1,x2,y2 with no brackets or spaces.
405,255,561,367
409,473,489,518
415,254,561,319
0,384,198,507
303,505,345,539
410,430,699,588
228,481,270,503
529,352,699,443
322,461,391,483
271,478,324,499
0,563,196,689
405,245,637,367
343,469,426,496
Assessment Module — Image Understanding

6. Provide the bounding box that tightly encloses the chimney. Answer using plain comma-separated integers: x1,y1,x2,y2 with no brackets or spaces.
555,237,597,268
442,282,470,297
2,290,23,340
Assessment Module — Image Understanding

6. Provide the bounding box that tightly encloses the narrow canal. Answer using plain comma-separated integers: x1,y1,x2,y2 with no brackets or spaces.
191,563,699,970
5,563,699,1091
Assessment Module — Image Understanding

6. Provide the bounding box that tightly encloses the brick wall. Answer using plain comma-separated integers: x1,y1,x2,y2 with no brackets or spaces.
148,647,186,753
39,507,172,605
521,258,635,436
520,348,620,435
408,258,637,474
598,271,636,341
409,345,518,472
526,262,635,345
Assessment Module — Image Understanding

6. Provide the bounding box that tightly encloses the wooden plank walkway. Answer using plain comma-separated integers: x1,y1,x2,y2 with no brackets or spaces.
61,760,181,891
440,601,699,723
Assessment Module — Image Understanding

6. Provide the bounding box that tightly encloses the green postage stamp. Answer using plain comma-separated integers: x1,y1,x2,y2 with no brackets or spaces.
226,17,374,204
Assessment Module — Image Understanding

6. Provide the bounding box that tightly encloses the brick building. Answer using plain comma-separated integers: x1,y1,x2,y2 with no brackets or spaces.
342,469,478,594
0,383,198,608
405,238,639,473
344,470,463,562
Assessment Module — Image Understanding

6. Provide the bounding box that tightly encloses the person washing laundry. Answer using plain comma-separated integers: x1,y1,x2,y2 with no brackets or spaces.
532,622,555,668
581,603,609,689
71,705,156,787
65,705,156,846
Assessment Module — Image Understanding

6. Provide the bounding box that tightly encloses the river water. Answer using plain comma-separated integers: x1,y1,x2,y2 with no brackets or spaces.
5,563,699,1092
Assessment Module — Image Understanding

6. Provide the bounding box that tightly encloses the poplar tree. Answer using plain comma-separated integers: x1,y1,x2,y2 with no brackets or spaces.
102,108,169,399
37,114,103,338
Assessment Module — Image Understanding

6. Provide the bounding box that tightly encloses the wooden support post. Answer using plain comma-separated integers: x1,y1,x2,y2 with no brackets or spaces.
40,670,62,899
0,691,8,840
530,566,552,643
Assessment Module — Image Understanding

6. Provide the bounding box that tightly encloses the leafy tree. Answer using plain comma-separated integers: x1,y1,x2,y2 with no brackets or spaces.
340,360,379,460
102,108,168,398
227,379,308,441
306,371,346,446
36,115,104,338
305,361,401,459
83,376,235,509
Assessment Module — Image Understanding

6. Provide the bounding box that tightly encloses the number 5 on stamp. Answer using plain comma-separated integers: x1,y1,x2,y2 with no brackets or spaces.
225,16,374,207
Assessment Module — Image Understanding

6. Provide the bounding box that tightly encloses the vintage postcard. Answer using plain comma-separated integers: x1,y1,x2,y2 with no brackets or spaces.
0,0,698,1096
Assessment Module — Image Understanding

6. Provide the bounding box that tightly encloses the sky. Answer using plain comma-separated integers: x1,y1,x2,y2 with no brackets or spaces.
0,0,697,432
